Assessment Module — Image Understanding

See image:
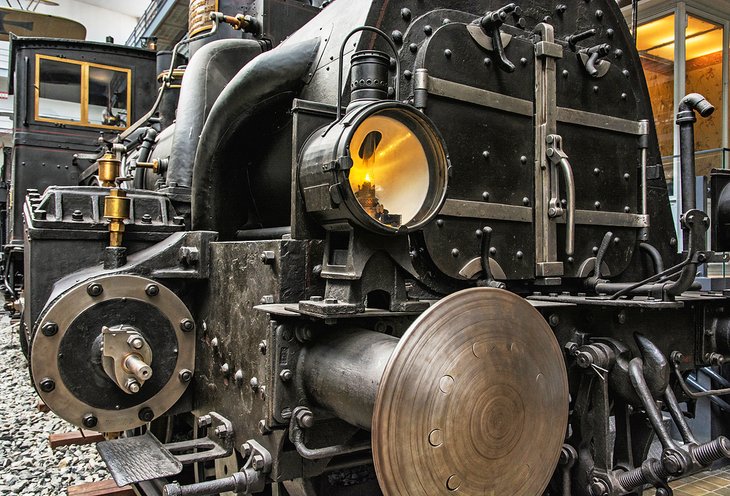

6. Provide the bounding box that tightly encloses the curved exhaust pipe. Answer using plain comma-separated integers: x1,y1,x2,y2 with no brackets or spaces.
191,37,321,236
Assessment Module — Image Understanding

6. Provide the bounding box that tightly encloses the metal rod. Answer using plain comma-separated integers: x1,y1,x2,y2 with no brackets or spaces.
557,157,575,256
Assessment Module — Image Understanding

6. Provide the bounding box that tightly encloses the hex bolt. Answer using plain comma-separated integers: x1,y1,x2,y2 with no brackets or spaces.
234,369,244,386
241,442,253,458
41,322,58,337
549,314,560,327
39,378,55,392
179,369,193,383
589,478,610,496
82,414,98,429
260,251,275,265
87,283,103,297
220,363,230,376
258,419,270,435
141,214,152,224
214,425,228,439
250,377,260,391
295,408,315,429
280,369,293,382
180,319,195,332
173,216,185,226
72,209,84,221
324,298,338,304
617,311,627,324
128,336,144,350
126,378,141,394
145,284,159,297
576,351,594,368
252,454,265,470
197,415,212,428
138,407,155,422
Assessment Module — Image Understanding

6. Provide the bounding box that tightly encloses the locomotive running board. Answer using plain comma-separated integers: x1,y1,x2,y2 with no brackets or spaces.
97,412,234,486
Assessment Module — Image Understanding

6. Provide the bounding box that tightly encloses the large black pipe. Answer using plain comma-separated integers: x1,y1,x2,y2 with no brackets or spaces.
166,39,266,188
299,329,397,430
191,37,321,236
677,93,715,215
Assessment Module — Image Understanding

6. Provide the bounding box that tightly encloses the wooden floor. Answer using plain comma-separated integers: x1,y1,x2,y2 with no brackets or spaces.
671,468,730,496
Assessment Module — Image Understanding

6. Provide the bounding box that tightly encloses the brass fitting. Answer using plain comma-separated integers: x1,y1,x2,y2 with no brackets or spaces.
98,153,121,187
136,159,161,174
104,189,131,247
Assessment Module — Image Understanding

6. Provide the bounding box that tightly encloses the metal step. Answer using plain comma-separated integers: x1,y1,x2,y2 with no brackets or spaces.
97,432,183,487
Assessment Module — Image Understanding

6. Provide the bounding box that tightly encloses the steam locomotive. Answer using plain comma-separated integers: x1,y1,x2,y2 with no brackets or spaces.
11,0,730,494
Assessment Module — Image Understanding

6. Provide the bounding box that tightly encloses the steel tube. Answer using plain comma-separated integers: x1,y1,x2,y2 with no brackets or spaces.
299,328,398,430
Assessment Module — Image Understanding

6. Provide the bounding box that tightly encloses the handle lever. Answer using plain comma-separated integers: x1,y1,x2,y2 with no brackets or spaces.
546,135,575,256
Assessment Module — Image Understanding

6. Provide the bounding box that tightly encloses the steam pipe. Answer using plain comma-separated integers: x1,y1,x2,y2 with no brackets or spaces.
191,37,321,236
166,39,266,188
677,93,715,215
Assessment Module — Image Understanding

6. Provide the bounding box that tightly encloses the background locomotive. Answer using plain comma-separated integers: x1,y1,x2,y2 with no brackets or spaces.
10,0,730,494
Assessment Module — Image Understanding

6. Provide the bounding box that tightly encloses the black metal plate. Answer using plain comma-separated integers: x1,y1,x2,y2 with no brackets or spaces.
97,432,183,486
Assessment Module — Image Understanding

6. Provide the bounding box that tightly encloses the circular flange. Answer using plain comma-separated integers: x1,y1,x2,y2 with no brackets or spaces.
30,274,195,432
372,288,568,495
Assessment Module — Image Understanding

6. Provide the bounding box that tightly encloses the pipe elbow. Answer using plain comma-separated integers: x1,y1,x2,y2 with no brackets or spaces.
679,93,715,118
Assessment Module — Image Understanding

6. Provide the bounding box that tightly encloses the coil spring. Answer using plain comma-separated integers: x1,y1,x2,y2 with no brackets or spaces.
616,459,668,491
694,437,730,466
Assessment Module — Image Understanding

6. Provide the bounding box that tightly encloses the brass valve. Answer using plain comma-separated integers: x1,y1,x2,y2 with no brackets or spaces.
98,153,121,187
104,189,131,247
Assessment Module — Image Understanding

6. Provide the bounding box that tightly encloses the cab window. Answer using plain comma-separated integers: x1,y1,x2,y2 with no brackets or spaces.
35,55,131,129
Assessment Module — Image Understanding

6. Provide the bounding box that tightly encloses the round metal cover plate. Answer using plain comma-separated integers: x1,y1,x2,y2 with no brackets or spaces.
372,288,568,495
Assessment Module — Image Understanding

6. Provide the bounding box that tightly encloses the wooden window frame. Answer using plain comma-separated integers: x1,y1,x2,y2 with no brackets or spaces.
34,54,133,130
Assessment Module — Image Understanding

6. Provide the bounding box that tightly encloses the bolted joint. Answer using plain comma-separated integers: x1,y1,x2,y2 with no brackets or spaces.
127,335,145,350
280,369,293,382
125,378,141,394
661,449,686,476
87,283,103,297
588,477,610,496
214,425,229,439
179,369,193,383
260,251,276,265
180,319,195,333
138,407,155,422
295,408,315,429
252,454,265,470
145,284,159,297
198,414,212,428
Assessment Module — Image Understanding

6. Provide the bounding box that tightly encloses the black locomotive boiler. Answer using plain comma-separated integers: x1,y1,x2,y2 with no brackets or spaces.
15,0,730,494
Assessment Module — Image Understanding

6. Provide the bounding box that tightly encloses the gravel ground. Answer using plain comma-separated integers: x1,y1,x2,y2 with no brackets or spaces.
0,317,108,495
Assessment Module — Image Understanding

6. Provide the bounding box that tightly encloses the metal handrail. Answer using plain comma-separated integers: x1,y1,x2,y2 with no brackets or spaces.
126,0,167,47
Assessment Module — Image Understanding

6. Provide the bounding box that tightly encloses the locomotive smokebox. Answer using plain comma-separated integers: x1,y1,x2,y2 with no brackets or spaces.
298,288,569,495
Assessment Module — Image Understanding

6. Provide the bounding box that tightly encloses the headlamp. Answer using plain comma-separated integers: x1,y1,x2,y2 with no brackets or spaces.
299,101,449,235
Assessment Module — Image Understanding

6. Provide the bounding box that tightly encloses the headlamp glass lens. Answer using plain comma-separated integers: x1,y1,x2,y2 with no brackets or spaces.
348,115,430,228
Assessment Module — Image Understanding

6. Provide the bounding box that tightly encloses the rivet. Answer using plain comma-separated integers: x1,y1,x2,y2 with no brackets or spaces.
607,28,615,38
39,378,55,392
567,256,574,263
593,85,599,93
624,206,631,213
475,229,482,238
556,4,567,14
220,363,230,376
543,15,552,23
451,248,459,257
621,93,627,100
138,407,154,422
41,322,58,337
83,414,98,428
614,48,622,57
259,340,268,354
490,247,497,256
409,43,418,53
520,57,527,66
391,30,403,44
484,57,492,67
482,150,490,159
623,69,630,78
594,201,601,209
436,219,444,227
516,251,524,259
443,18,450,24
523,197,530,206
482,191,490,201
400,8,411,22
403,70,413,80
624,173,630,180
595,9,603,19
593,168,600,175
613,237,620,244
562,69,569,78
520,155,527,164
424,25,433,35
592,246,599,254
444,49,452,58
